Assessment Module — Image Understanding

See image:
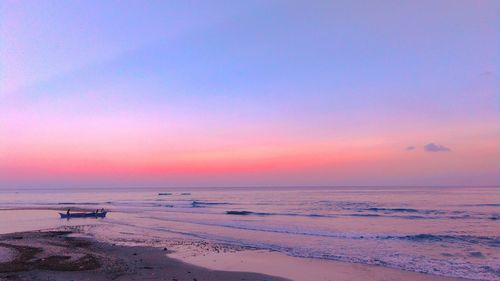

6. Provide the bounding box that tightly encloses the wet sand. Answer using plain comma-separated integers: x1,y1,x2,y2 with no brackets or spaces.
0,230,288,281
171,247,471,281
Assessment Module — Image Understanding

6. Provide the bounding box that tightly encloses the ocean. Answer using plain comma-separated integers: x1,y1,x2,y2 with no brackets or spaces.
0,186,498,280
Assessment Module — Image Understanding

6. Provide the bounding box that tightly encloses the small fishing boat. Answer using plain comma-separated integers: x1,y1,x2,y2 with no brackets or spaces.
59,211,107,219
158,192,172,196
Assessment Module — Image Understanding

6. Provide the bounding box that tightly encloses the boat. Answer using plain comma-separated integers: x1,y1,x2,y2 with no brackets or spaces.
59,211,107,219
158,192,172,196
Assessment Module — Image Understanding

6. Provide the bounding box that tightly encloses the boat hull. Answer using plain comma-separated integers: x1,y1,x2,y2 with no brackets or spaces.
59,212,107,219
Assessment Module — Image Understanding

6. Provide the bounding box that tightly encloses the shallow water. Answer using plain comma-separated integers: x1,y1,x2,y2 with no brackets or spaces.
0,186,498,280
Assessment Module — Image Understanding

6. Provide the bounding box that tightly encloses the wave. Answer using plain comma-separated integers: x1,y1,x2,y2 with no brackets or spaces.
222,209,484,221
363,207,447,215
367,207,420,213
224,210,335,218
153,204,173,208
145,215,374,239
147,213,499,249
226,210,271,216
57,202,100,205
349,214,381,217
469,204,500,207
205,216,500,248
392,234,500,247
192,201,232,207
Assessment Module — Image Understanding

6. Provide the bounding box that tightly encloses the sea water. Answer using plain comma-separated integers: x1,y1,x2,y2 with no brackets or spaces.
0,186,498,280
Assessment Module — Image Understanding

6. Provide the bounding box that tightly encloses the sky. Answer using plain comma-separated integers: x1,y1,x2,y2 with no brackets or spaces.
0,0,498,188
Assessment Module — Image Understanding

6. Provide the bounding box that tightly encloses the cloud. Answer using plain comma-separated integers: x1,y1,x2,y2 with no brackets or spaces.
424,143,450,152
406,146,415,151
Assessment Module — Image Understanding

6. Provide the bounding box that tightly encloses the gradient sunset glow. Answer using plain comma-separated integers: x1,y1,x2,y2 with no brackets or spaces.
1,0,497,188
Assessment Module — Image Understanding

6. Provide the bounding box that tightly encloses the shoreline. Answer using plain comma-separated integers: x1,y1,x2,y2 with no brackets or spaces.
0,226,471,281
168,239,470,281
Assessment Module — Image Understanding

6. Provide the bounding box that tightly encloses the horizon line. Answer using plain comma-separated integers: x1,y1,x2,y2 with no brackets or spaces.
1,184,498,190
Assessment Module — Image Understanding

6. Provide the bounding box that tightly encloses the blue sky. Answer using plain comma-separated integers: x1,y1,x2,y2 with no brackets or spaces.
0,0,497,187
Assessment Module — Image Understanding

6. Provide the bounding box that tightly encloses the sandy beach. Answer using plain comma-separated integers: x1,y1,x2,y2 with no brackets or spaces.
0,229,288,281
0,224,471,281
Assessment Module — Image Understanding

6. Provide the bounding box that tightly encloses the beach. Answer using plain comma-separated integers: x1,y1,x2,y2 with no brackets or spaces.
2,0,497,279
0,228,287,281
0,225,469,281
0,187,497,281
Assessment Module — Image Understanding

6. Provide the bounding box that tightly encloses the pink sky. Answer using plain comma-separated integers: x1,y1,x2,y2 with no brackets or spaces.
0,0,497,187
